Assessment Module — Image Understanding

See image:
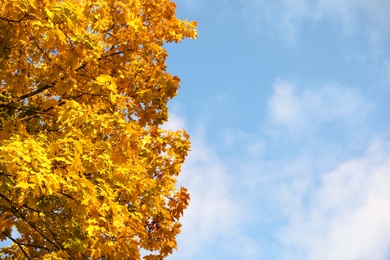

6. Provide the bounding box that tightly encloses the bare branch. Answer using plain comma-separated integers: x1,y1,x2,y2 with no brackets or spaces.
15,83,55,102
59,192,76,201
18,212,61,250
1,232,31,260
0,13,29,23
0,103,55,116
0,171,12,177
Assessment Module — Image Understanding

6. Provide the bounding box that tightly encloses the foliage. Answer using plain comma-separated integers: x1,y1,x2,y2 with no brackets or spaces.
0,0,196,258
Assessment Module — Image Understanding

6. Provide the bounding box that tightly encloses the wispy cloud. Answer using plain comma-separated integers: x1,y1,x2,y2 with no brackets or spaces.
241,0,390,51
170,128,260,259
278,139,390,260
162,111,187,131
267,79,373,135
174,136,390,259
168,69,389,258
241,0,312,44
316,0,390,50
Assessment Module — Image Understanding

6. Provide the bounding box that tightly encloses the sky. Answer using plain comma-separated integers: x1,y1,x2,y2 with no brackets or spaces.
1,1,389,260
163,0,390,259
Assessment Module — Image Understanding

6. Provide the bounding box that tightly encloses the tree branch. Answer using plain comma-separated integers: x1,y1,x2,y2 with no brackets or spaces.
15,83,55,102
0,103,55,116
17,212,61,251
0,195,62,252
1,232,31,260
0,13,29,23
59,192,76,201
0,171,12,177
24,24,51,62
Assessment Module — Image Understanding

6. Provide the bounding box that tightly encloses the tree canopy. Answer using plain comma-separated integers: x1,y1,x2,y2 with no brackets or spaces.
0,0,197,258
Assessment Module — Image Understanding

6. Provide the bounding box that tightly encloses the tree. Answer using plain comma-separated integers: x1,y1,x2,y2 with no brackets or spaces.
0,0,197,258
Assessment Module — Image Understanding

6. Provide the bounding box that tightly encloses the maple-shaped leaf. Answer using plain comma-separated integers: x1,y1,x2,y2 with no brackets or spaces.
0,0,196,259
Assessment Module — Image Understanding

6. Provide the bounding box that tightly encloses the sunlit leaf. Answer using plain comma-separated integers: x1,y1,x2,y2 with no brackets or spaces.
0,0,196,258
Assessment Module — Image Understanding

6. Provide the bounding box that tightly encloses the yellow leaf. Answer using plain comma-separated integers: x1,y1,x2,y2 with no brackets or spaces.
56,26,67,44
16,182,30,189
0,0,196,257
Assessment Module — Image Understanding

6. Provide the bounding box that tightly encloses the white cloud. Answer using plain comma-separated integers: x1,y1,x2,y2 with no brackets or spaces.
317,0,390,41
384,60,390,84
267,79,372,133
241,0,390,49
223,128,266,157
267,80,305,129
173,132,390,259
169,131,260,259
161,112,186,131
166,99,389,260
162,111,260,259
278,139,390,260
242,0,312,44
164,79,387,259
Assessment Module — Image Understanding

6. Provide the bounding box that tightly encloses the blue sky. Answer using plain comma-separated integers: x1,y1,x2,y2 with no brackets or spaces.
1,1,389,259
164,0,390,259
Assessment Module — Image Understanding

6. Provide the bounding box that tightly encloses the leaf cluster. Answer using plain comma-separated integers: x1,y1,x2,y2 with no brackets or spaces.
0,0,196,259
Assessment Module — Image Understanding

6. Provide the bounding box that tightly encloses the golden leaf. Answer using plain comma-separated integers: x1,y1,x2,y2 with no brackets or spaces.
0,0,196,258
